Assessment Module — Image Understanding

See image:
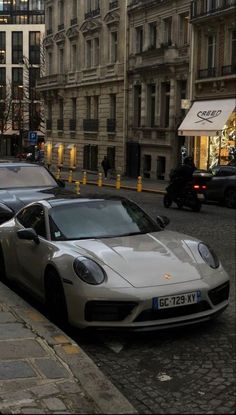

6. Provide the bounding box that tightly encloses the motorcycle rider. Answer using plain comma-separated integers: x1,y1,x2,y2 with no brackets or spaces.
167,156,196,199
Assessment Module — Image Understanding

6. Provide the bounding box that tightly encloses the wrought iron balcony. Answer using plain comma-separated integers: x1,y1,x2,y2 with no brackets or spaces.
109,0,118,9
107,119,116,133
198,67,216,79
83,119,99,132
70,17,78,26
191,0,236,20
221,64,236,76
46,119,52,130
58,23,64,31
69,119,77,131
46,28,53,36
57,119,64,131
84,8,100,20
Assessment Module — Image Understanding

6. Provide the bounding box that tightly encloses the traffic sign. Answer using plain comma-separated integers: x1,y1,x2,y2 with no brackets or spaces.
28,131,38,145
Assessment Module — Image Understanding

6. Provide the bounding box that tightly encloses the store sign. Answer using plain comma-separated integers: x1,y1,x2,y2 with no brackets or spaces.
195,110,222,123
178,98,236,136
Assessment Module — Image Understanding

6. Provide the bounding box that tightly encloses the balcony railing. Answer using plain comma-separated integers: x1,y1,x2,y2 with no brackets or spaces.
221,64,236,76
58,23,64,31
46,28,53,36
191,0,236,19
198,67,216,79
109,0,118,9
46,119,52,130
107,119,116,133
84,8,100,19
70,17,78,26
83,119,99,132
69,119,77,131
57,119,64,131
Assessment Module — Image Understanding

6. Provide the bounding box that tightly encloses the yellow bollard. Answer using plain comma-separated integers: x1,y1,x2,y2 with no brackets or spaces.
75,180,80,195
137,176,142,192
82,171,87,185
98,172,103,187
56,167,61,180
116,174,121,190
68,169,73,183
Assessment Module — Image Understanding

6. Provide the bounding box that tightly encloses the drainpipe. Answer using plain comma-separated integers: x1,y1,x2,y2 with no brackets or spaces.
122,0,128,175
188,17,195,158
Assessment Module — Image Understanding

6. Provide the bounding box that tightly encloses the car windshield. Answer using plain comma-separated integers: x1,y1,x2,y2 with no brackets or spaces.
0,165,58,189
49,199,160,241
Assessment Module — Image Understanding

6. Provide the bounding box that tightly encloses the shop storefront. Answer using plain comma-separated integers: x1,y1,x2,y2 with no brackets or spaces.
178,99,236,170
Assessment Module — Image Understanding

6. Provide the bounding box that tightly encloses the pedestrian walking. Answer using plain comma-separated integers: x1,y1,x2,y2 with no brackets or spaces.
101,156,111,179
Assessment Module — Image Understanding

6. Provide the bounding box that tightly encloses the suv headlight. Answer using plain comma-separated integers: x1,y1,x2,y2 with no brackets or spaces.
73,257,106,285
198,243,219,269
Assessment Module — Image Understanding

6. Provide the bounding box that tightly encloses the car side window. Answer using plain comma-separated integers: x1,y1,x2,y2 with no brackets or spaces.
217,168,236,177
17,205,47,239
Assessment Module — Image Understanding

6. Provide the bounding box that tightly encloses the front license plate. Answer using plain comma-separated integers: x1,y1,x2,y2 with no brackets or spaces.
153,291,201,310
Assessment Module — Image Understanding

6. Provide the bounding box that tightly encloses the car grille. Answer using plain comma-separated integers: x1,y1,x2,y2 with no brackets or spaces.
134,301,211,322
208,281,230,305
85,301,138,322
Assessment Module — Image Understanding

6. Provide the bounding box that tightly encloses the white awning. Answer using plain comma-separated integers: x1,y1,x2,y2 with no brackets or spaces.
54,142,63,148
178,98,236,137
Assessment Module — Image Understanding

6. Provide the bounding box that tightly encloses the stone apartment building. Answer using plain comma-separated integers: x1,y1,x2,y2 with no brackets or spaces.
39,0,235,176
178,0,236,170
38,0,127,173
126,0,191,180
0,0,45,156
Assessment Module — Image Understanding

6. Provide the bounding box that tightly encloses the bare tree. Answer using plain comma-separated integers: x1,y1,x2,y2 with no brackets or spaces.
21,36,46,136
0,80,13,155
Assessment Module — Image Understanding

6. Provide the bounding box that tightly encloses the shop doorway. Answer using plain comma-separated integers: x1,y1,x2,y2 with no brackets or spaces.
156,156,166,180
126,142,140,178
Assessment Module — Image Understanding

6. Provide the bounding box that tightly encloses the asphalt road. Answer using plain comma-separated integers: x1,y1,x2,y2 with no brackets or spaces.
68,185,236,414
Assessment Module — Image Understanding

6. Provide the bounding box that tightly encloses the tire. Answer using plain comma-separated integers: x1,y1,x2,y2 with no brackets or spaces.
163,194,172,208
187,193,202,212
224,188,236,209
176,198,184,209
44,268,68,326
0,246,7,282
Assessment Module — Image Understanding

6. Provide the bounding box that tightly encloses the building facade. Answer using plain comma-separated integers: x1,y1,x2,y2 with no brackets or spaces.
178,0,236,170
38,0,127,173
127,0,191,180
0,0,45,156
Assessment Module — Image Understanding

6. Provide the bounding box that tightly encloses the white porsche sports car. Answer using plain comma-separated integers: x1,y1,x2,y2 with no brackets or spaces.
0,195,230,330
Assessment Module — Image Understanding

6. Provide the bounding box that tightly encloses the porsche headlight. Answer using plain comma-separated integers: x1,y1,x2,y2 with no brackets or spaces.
73,257,106,285
198,243,219,269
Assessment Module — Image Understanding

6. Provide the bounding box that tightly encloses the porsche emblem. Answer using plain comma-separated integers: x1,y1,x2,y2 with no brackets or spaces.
163,273,172,280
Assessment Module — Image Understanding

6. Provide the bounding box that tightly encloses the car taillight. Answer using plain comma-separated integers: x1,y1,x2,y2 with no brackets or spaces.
193,184,207,191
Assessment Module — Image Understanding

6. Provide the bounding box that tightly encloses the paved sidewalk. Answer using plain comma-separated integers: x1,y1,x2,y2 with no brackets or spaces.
58,169,168,195
0,282,136,414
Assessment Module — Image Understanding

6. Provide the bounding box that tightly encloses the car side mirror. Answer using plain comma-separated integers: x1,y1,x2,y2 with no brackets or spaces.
156,215,170,228
57,179,65,188
17,228,40,245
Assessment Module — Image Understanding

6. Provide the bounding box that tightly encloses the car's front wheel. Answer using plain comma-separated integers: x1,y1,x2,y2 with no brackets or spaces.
224,188,236,208
44,268,68,327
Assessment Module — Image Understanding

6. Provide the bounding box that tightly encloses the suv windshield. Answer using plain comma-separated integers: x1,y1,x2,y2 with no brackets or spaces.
0,165,58,189
49,199,160,241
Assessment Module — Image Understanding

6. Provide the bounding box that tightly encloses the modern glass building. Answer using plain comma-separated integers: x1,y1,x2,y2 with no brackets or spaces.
0,0,45,156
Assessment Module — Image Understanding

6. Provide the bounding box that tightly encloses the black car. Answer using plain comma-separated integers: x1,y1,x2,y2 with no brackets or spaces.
204,165,236,208
0,162,74,224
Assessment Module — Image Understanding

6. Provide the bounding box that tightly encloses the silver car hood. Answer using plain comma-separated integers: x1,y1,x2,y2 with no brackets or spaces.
68,231,201,288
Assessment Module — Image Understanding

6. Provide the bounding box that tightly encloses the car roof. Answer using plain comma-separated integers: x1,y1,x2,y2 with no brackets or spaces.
0,162,43,168
47,194,129,208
